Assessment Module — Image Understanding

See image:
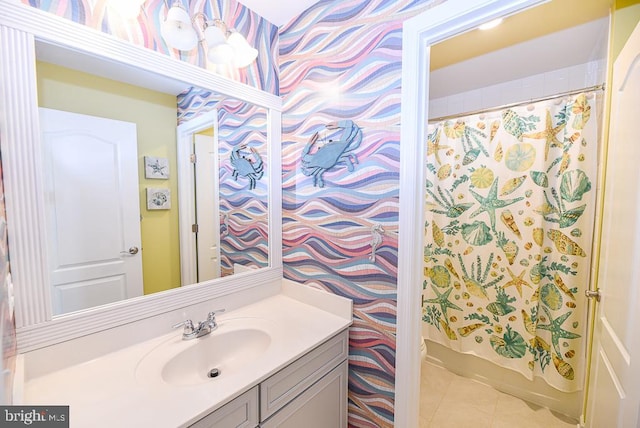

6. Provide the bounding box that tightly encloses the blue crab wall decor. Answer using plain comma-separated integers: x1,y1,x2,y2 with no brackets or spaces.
301,120,362,187
230,145,264,190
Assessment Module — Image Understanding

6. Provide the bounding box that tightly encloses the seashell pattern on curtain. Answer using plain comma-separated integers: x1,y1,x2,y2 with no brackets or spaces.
422,91,600,392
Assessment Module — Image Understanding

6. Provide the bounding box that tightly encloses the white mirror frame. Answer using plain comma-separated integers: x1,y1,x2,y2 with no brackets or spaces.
0,2,282,352
395,0,547,426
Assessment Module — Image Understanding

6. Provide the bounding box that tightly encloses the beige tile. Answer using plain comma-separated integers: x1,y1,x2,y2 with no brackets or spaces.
492,413,578,428
492,392,578,428
421,361,455,391
419,365,577,428
419,414,432,428
420,362,453,424
545,410,578,428
420,383,444,423
492,410,555,428
440,375,500,415
429,400,493,428
534,409,578,428
494,392,545,416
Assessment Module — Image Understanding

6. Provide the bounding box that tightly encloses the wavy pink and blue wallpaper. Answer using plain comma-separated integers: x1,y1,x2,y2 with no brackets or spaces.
279,0,439,426
22,0,279,95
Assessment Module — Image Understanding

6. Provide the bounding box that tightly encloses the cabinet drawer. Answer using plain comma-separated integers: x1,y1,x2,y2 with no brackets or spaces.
190,386,259,428
260,330,348,420
260,360,348,428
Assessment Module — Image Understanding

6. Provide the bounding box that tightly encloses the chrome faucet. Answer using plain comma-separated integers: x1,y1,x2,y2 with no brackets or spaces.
172,309,225,340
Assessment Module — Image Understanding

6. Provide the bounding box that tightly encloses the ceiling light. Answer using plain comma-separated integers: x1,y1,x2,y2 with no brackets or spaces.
160,1,258,68
478,18,503,31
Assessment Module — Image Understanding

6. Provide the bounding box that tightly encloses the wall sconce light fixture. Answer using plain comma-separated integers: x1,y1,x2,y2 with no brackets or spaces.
160,1,258,68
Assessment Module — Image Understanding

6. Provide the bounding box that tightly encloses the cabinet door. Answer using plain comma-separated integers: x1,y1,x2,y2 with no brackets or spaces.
261,361,348,428
190,386,259,428
260,331,348,419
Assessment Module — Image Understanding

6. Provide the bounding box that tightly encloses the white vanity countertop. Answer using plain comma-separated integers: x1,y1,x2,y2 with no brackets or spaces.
20,286,352,427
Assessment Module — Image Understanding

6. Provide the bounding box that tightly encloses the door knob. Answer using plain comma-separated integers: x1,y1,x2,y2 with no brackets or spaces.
120,246,139,255
585,289,601,302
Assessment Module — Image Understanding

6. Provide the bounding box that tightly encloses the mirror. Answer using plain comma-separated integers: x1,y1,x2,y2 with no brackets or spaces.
0,3,282,348
33,41,270,315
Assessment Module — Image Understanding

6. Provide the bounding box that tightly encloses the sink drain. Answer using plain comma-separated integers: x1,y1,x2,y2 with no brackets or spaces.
207,368,221,378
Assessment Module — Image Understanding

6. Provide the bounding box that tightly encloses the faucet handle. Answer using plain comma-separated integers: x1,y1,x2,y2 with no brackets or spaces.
207,309,225,318
172,319,195,335
206,309,225,329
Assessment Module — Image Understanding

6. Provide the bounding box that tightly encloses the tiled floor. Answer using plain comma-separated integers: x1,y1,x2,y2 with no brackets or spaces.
419,361,579,428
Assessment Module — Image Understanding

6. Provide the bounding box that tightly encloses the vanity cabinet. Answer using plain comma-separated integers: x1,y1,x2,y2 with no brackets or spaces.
260,361,348,428
189,330,349,428
260,330,348,427
190,387,259,428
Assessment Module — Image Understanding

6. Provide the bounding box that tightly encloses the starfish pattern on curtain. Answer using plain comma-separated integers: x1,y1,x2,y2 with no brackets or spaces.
422,91,599,392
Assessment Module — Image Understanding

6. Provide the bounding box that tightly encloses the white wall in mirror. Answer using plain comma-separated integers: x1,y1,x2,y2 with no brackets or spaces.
0,1,282,352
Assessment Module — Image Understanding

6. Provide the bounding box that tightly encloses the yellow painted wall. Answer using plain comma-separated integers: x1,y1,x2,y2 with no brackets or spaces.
197,128,214,137
36,61,181,295
431,0,610,70
612,1,640,60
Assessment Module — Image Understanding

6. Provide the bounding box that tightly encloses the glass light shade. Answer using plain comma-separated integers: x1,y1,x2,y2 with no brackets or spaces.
203,25,226,48
160,3,198,51
233,46,258,68
208,42,234,65
109,0,145,19
227,30,258,68
227,30,250,51
204,24,232,64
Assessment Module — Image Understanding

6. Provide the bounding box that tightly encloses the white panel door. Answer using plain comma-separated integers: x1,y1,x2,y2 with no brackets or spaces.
39,108,143,315
194,134,221,281
585,21,640,428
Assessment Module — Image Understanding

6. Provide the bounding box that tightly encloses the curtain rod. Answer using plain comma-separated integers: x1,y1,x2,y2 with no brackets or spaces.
428,83,605,124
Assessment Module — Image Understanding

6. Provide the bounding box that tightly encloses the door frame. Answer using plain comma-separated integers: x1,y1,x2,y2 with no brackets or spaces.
396,1,547,426
583,18,640,427
176,110,219,286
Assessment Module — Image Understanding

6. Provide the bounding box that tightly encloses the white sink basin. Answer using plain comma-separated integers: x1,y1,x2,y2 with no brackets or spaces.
136,317,273,387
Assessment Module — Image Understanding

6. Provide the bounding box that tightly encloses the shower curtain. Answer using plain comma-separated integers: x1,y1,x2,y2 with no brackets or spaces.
422,91,599,392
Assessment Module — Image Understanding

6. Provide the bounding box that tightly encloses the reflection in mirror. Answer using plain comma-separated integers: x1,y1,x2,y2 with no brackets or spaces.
216,102,269,275
34,41,269,315
176,94,269,282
